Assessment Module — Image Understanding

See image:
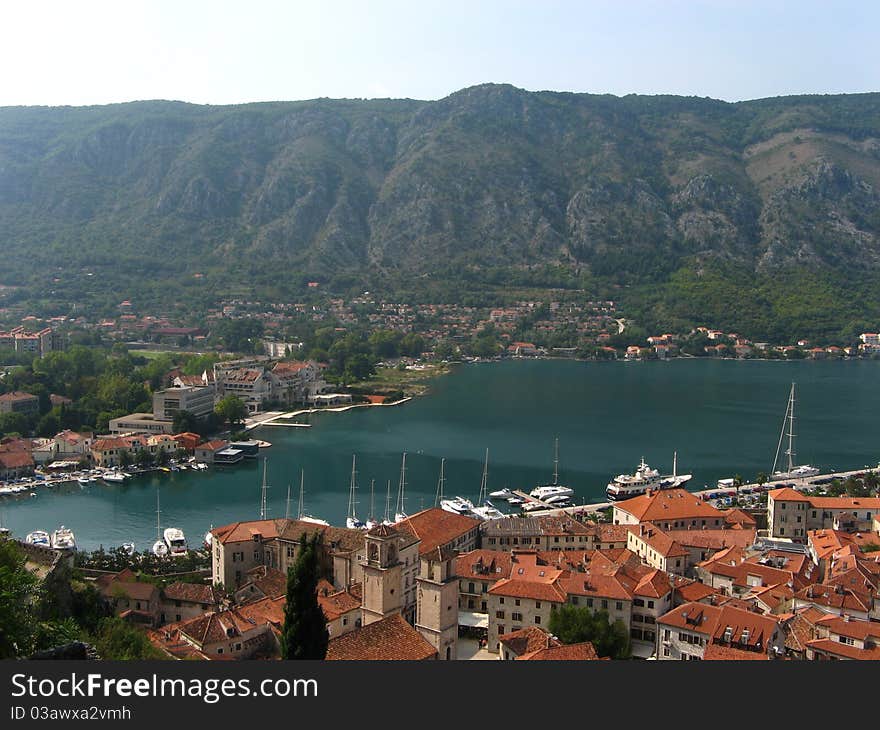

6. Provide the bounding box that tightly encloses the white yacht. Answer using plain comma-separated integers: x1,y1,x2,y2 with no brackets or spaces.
51,525,77,550
152,488,169,557
605,453,692,501
489,487,515,499
163,527,187,556
441,495,476,515
121,542,136,556
530,484,575,500
102,471,126,484
26,530,51,547
530,438,576,501
471,500,506,520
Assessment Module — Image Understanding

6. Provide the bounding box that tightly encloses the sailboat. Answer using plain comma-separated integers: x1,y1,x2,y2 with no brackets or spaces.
471,449,505,520
152,488,169,557
259,458,270,521
394,452,408,523
382,479,394,526
365,479,379,530
297,470,329,526
440,453,475,515
771,382,820,480
346,455,366,529
530,437,575,500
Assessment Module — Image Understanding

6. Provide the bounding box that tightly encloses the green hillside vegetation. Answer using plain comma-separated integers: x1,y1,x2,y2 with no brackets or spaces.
2,86,880,340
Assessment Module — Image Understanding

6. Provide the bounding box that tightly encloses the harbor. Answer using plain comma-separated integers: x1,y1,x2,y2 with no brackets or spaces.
2,358,879,551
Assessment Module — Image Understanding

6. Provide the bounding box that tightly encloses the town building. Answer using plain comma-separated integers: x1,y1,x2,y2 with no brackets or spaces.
0,391,39,416
767,488,880,541
612,488,726,531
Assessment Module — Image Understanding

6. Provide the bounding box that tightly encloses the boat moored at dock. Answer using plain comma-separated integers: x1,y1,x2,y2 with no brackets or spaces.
605,452,692,501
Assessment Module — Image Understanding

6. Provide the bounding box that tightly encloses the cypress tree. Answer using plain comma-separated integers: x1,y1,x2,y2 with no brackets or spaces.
280,533,329,659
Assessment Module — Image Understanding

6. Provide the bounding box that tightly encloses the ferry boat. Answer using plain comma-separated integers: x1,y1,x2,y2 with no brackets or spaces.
163,527,187,556
605,453,692,501
26,530,51,547
51,525,76,550
771,383,820,480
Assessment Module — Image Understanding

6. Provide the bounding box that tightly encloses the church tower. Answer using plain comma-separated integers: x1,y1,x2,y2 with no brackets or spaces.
359,524,403,626
416,547,458,660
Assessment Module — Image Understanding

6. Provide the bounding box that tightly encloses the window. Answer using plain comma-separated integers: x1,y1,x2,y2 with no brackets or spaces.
468,582,475,593
647,600,654,609
663,647,670,657
217,648,223,655
535,602,541,609
535,616,541,625
500,597,505,605
496,611,505,619
512,612,523,622
587,598,594,608
467,599,475,609
633,598,645,607
498,625,505,636
482,583,488,592
515,599,521,606
601,599,608,610
616,601,623,611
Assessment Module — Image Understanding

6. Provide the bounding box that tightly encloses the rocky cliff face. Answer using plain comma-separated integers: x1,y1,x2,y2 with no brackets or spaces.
1,87,880,287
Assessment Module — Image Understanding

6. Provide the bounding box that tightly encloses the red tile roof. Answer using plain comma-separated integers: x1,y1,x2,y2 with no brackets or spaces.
395,507,480,556
498,626,560,656
326,614,437,660
614,488,724,523
518,641,600,661
703,644,771,660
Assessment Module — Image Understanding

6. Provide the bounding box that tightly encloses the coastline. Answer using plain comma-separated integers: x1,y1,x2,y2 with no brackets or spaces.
243,397,414,431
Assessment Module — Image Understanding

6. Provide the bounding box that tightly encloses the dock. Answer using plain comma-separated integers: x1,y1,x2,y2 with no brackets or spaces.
517,465,880,519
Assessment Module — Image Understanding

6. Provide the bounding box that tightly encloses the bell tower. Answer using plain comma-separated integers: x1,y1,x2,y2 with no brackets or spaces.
416,547,459,660
360,524,403,626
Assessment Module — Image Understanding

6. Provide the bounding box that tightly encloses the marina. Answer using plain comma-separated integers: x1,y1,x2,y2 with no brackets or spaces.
2,359,879,551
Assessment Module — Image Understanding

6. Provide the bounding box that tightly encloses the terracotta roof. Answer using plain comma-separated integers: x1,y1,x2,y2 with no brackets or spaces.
673,577,719,603
664,528,756,551
518,641,600,661
722,508,758,528
395,507,480,556
805,637,880,660
498,626,560,656
614,488,724,523
481,515,595,538
794,584,871,613
597,524,630,542
326,614,437,660
489,578,568,603
658,601,780,652
703,644,772,660
317,584,362,622
626,524,689,558
784,606,828,652
0,391,37,402
162,582,221,605
456,550,514,580
767,487,810,502
237,565,287,600
814,613,880,641
0,451,34,468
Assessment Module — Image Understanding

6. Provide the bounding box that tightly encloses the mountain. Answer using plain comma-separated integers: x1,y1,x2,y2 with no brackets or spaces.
1,85,880,339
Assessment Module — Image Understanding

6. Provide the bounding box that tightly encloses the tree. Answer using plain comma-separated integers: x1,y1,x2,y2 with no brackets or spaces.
0,539,40,657
172,409,199,434
547,604,630,659
756,472,768,487
215,395,247,429
280,533,328,660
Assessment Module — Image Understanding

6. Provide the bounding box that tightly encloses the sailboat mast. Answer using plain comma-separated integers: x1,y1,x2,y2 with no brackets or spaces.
260,458,269,520
397,452,407,516
787,383,797,473
369,479,376,522
298,471,305,519
479,448,489,503
435,458,446,506
285,483,292,520
348,455,358,520
385,480,392,522
673,451,677,479
156,488,161,540
553,437,559,486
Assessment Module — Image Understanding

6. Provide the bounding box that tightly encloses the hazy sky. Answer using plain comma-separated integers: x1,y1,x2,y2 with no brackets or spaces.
3,0,877,107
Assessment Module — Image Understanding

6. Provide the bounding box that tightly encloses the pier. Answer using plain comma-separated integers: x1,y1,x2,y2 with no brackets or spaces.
518,465,880,519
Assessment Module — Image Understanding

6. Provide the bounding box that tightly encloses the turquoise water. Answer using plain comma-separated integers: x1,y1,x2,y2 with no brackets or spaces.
3,358,879,551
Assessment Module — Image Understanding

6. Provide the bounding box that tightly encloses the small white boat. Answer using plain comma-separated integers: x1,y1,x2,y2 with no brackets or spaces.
507,496,525,505
471,500,505,520
489,487,514,499
77,476,91,487
102,472,126,484
164,527,187,556
441,496,476,515
345,455,367,530
51,525,77,550
152,540,169,557
26,530,51,547
121,542,136,555
530,484,575,500
521,501,547,513
544,494,574,505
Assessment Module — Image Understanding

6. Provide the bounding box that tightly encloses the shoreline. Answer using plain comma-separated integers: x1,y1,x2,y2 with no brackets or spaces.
243,397,414,431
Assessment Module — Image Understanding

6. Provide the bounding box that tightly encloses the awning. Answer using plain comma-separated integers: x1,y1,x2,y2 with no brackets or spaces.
458,611,489,629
